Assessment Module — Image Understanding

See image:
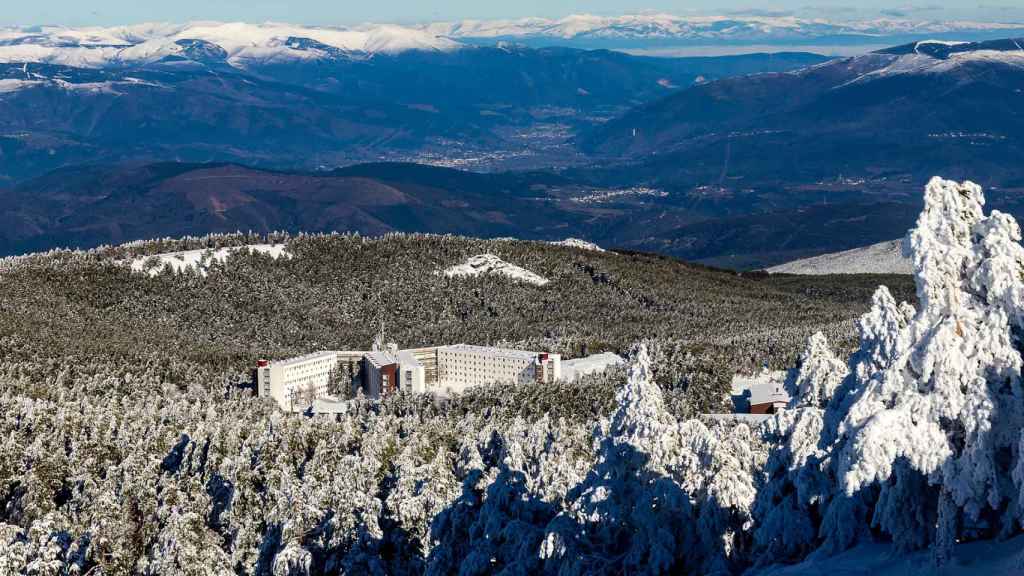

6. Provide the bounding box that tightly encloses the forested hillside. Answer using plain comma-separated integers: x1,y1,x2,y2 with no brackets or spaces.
0,231,910,573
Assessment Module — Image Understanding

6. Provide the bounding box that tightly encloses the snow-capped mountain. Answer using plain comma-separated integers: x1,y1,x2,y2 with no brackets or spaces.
0,37,823,183
2,16,1023,71
582,37,1024,184
0,22,460,69
421,14,1024,47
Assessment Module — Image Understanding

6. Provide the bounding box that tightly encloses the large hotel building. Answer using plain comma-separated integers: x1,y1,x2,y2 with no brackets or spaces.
257,344,562,411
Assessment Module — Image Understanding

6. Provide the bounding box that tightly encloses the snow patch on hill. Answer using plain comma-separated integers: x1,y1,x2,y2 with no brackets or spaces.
129,244,290,277
441,253,549,286
768,239,912,275
551,238,606,252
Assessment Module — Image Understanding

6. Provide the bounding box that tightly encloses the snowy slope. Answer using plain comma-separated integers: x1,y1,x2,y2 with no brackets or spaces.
441,254,549,286
128,244,290,277
0,22,460,69
754,533,1024,575
840,41,1024,85
768,240,912,275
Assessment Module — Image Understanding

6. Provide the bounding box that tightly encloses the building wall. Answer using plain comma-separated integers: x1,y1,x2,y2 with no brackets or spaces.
437,347,536,394
403,347,439,385
260,346,563,410
259,352,341,412
750,401,787,415
399,362,426,394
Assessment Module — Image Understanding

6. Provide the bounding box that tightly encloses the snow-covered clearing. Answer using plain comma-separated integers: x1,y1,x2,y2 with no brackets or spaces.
440,253,549,286
128,244,290,277
768,240,911,275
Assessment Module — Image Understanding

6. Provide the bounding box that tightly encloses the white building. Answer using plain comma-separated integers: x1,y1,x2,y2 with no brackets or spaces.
257,343,566,410
257,351,342,412
397,350,426,394
435,344,561,394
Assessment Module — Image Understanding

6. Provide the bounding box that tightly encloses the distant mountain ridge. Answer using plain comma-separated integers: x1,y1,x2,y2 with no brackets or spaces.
0,42,824,182
0,22,460,68
580,37,1024,186
3,17,1024,70
423,14,1024,48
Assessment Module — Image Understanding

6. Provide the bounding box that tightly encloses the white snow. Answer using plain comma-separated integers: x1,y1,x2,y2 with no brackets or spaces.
561,352,625,381
440,253,549,286
422,14,1024,41
0,22,461,69
3,16,1021,71
768,239,912,275
550,238,606,252
754,533,1024,576
127,243,290,277
838,49,1024,87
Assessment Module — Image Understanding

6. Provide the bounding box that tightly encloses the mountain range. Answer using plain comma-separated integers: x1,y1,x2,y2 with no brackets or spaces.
0,24,825,182
4,25,1024,268
581,38,1024,187
424,14,1024,49
5,17,1024,58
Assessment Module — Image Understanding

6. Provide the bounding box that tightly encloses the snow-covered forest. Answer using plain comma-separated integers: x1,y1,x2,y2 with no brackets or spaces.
8,177,1023,573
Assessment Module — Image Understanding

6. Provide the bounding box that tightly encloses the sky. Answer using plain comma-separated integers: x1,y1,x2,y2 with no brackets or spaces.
3,1,1023,27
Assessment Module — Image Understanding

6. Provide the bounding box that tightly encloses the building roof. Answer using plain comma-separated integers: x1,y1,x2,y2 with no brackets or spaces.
366,351,398,368
748,381,789,407
275,350,339,367
438,343,539,361
731,369,790,411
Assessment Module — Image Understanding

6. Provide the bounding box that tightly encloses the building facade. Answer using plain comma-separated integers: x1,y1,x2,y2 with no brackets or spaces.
258,343,564,410
257,351,344,412
435,344,561,395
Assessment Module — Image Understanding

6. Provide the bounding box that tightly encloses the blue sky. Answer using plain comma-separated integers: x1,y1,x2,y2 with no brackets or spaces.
3,1,1022,26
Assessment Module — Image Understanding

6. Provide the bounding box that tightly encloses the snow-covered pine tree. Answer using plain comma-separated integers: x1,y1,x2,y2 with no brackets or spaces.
539,343,699,575
837,177,1024,556
758,177,1024,566
786,332,848,410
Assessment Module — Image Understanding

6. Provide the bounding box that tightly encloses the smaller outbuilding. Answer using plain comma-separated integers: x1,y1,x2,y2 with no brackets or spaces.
731,369,790,414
